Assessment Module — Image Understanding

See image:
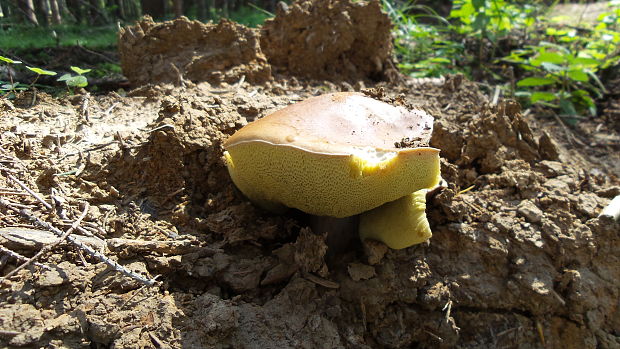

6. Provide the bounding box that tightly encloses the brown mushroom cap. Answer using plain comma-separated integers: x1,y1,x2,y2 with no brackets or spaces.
224,92,434,154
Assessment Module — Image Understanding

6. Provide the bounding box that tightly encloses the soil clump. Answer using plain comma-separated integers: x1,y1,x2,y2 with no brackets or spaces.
119,0,395,87
261,0,394,81
118,16,271,86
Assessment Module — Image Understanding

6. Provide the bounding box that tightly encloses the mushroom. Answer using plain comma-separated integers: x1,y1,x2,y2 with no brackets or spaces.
223,92,441,249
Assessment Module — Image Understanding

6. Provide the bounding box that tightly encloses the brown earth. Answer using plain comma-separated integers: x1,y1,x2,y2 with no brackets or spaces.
118,16,271,86
261,0,395,81
2,1,620,348
119,0,395,87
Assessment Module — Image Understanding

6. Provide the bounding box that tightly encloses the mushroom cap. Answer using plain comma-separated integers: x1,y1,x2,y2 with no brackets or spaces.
225,92,434,154
223,92,441,218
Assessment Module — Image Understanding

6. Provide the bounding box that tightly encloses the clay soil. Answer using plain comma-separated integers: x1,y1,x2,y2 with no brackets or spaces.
1,1,619,348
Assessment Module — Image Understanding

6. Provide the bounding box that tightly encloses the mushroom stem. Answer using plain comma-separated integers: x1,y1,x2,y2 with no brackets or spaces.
359,189,432,249
309,215,359,262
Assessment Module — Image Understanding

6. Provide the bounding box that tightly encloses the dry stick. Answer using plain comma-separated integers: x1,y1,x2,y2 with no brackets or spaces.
0,190,29,196
80,94,90,122
3,172,52,210
0,245,52,271
1,202,90,280
0,199,157,286
59,141,117,159
551,113,586,147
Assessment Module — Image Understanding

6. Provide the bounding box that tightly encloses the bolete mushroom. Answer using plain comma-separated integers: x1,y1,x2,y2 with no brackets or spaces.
223,92,441,249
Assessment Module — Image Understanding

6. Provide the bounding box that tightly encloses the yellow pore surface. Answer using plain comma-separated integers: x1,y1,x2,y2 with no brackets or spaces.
359,189,431,249
224,141,440,218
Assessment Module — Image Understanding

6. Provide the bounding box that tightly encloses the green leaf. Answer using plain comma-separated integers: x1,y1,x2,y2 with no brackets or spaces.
70,66,91,75
567,70,589,82
559,98,578,116
570,57,599,66
57,73,72,82
65,75,88,87
541,62,563,72
430,57,451,63
537,51,565,64
0,56,22,64
26,66,57,76
517,77,557,87
1,83,27,91
531,91,556,103
472,0,486,10
514,91,531,98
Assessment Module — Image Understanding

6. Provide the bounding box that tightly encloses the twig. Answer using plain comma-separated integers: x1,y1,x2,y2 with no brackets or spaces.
491,85,501,106
146,124,174,133
497,326,520,337
59,141,117,159
551,113,586,146
424,329,444,343
80,94,90,121
1,202,89,281
0,190,29,196
0,199,158,286
148,332,166,348
103,102,119,116
360,298,367,332
0,245,52,271
3,171,52,210
0,329,21,337
443,299,453,323
170,63,186,87
76,45,117,64
234,75,246,90
0,199,32,209
302,271,340,289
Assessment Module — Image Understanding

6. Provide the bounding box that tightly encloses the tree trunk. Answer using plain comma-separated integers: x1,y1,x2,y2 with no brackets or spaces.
88,0,107,25
140,0,165,19
65,0,83,24
36,0,51,26
196,0,209,20
127,0,139,19
49,0,62,24
18,0,39,25
109,0,124,20
220,0,228,18
172,0,182,18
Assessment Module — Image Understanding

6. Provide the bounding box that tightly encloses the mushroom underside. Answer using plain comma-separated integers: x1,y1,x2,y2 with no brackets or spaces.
224,142,439,249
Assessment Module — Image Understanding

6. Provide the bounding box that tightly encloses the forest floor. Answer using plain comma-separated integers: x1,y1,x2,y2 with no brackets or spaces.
1,1,619,348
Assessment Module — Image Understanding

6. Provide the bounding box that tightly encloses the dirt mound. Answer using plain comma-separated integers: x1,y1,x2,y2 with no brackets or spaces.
2,73,618,348
118,16,271,86
118,0,395,86
261,0,394,81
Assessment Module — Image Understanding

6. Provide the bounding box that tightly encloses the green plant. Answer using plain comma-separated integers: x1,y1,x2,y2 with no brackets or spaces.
0,56,56,98
504,43,601,121
384,0,465,77
57,66,91,93
1,57,94,98
0,55,25,98
502,2,620,123
26,66,57,85
449,0,538,43
0,24,117,50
